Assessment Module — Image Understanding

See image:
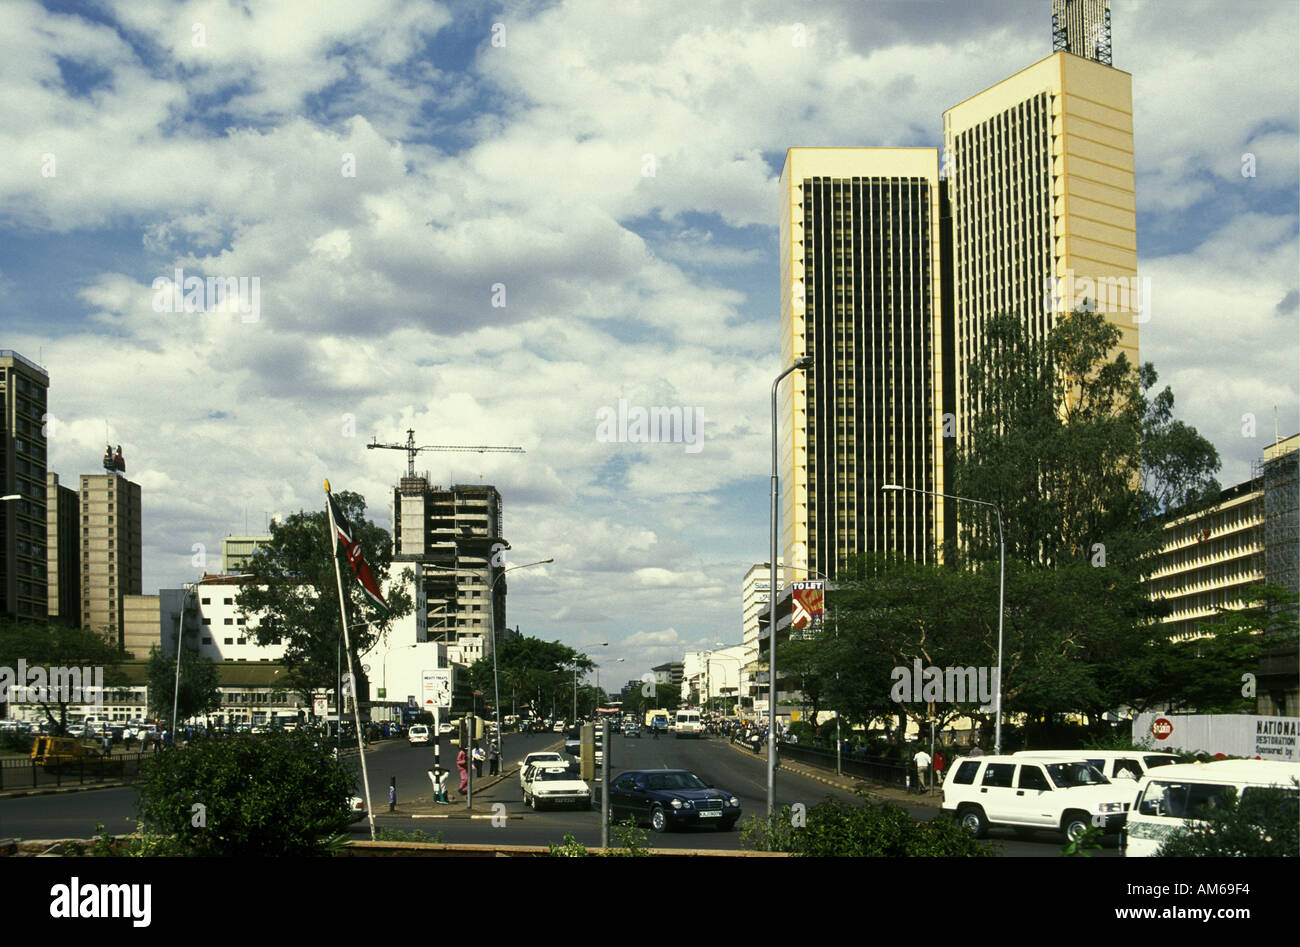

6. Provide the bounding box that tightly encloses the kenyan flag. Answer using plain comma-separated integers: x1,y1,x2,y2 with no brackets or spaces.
327,490,389,612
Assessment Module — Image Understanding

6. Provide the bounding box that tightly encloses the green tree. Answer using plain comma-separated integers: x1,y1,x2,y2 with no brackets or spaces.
134,731,354,855
0,617,125,734
145,643,221,725
952,308,1219,570
234,492,412,705
1140,584,1299,714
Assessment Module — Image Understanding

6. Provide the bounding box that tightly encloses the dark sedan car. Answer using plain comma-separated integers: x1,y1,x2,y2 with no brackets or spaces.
608,769,741,833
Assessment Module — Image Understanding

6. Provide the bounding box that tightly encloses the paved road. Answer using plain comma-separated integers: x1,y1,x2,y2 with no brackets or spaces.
0,730,1119,855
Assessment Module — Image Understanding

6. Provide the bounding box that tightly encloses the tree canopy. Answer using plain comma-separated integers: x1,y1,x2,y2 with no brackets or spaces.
234,491,413,703
146,642,221,724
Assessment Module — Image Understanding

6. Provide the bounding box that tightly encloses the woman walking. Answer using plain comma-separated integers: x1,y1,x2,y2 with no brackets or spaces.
456,747,469,794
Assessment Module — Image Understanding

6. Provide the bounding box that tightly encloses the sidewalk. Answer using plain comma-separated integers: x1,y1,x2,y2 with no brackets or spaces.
722,737,943,811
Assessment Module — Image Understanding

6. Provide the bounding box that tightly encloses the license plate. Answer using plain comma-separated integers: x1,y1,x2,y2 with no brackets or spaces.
698,810,721,818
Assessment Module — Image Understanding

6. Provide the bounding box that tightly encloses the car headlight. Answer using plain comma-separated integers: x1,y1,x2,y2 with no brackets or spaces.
671,798,683,809
729,796,740,807
1097,803,1124,813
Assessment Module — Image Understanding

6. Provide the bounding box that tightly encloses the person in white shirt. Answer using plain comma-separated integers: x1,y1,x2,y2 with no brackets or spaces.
914,749,932,793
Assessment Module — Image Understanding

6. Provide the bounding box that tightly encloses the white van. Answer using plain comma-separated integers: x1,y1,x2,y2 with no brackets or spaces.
1123,759,1300,856
674,710,702,739
1014,749,1181,782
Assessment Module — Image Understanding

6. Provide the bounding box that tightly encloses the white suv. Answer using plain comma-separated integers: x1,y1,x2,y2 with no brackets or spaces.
942,754,1134,842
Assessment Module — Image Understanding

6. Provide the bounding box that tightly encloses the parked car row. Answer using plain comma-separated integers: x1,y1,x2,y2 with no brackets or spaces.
941,749,1300,854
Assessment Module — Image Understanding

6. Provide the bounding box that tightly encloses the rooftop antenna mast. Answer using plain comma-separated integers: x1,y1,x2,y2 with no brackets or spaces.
366,428,524,477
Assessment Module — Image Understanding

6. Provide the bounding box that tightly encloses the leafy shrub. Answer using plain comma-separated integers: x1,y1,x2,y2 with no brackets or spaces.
740,798,997,857
1156,784,1299,857
375,827,446,844
134,732,353,856
548,832,589,857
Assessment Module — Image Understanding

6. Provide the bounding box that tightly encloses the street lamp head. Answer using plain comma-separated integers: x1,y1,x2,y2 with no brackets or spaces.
794,355,814,370
881,484,901,492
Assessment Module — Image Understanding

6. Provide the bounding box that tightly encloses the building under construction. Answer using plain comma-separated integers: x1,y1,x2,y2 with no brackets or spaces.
391,476,509,666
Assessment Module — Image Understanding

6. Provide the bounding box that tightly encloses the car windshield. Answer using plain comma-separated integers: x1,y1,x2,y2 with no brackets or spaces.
1045,761,1109,788
535,769,573,782
643,772,708,791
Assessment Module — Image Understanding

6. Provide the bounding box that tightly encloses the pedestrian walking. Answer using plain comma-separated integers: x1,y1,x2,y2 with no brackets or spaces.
388,779,397,812
102,734,111,756
457,747,469,794
934,750,947,786
488,741,500,776
472,744,485,777
913,748,932,793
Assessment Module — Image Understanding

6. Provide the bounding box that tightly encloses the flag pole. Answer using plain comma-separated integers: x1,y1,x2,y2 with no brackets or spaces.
325,480,376,841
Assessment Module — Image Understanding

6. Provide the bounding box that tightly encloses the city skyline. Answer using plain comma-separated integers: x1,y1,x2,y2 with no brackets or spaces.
2,0,1297,676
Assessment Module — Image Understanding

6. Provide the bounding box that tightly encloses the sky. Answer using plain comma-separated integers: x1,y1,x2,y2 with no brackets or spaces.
2,0,1297,684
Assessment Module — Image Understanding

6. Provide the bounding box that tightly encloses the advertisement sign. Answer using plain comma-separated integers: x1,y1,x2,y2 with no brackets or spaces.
1132,713,1300,761
423,669,452,710
312,696,328,718
791,580,824,629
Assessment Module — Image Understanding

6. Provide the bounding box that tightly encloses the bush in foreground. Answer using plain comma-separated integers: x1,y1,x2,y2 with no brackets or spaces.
1156,784,1298,857
134,732,353,856
741,798,997,856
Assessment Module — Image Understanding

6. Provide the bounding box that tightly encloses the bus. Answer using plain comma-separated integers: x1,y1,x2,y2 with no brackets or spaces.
674,709,703,738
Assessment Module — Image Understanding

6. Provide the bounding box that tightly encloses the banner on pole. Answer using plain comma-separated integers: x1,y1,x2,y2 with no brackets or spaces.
791,580,824,629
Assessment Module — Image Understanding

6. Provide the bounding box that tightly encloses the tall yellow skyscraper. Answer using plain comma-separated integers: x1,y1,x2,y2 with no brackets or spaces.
778,148,946,581
943,47,1138,450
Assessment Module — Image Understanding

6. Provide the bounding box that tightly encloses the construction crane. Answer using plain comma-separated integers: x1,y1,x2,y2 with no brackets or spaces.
366,428,524,477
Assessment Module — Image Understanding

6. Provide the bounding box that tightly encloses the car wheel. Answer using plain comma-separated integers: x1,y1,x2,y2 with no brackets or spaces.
650,807,668,833
1061,812,1090,843
957,805,988,839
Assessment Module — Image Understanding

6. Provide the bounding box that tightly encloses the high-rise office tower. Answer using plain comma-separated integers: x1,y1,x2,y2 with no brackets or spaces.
79,454,143,647
943,45,1138,453
0,350,49,621
46,472,80,626
1052,0,1112,65
778,148,947,580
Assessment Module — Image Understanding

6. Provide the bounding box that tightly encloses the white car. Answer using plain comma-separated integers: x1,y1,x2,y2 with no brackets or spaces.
408,724,431,746
943,754,1135,842
519,751,568,788
1124,759,1300,856
522,764,592,811
1013,749,1181,782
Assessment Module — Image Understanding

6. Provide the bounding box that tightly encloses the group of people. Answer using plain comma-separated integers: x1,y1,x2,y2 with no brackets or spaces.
423,741,502,804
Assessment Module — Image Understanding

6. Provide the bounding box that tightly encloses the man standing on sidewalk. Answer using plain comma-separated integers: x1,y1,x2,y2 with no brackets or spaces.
913,747,932,794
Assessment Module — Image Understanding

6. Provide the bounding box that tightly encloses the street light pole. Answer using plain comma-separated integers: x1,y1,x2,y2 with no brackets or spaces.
881,484,1005,755
487,558,552,750
769,355,813,816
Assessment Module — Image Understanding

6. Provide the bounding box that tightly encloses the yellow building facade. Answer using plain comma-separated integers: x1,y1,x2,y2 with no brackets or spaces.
779,148,946,581
943,51,1139,450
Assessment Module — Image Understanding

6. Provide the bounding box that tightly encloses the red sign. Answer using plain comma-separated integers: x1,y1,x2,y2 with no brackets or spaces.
1151,717,1173,741
791,582,825,629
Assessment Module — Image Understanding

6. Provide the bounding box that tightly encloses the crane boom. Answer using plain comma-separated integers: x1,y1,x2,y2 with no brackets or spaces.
367,428,524,477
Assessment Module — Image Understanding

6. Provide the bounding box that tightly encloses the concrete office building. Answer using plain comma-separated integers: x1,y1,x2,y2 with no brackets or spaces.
778,149,947,583
0,350,49,621
390,478,508,663
78,465,143,647
942,43,1138,454
45,472,80,626
221,535,272,572
1148,436,1300,640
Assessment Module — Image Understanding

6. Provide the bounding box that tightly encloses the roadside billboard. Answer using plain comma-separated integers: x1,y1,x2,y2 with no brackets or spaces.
1132,713,1299,761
